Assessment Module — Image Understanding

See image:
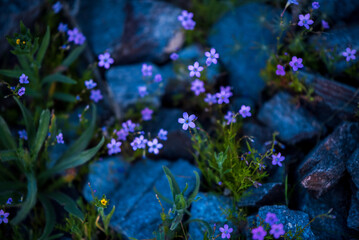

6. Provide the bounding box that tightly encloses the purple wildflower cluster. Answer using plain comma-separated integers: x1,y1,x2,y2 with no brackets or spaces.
252,212,285,240
177,10,196,30
56,133,65,144
84,77,103,103
67,28,86,45
276,56,304,75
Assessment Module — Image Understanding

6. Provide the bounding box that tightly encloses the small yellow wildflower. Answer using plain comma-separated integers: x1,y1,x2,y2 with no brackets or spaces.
16,39,20,45
22,41,26,45
101,198,108,206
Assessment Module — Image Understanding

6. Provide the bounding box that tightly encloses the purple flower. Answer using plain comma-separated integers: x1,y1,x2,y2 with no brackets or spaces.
142,64,153,77
216,90,230,104
19,74,29,84
56,133,64,144
141,107,153,121
0,210,9,224
107,138,121,155
251,226,267,240
18,129,27,140
158,129,168,141
191,79,205,96
224,111,236,125
131,135,147,151
178,10,196,30
342,48,356,62
6,198,12,205
154,74,162,83
85,79,97,89
205,48,219,66
98,52,114,69
122,120,136,132
52,1,62,13
289,0,299,5
188,61,203,78
218,181,222,186
239,105,251,118
270,224,285,239
204,93,217,105
138,86,148,98
220,86,233,97
147,138,163,155
18,87,25,96
275,65,285,76
272,152,285,166
265,212,279,225
170,53,179,61
182,19,196,30
58,22,68,32
67,28,86,45
90,89,103,103
322,20,330,29
116,129,128,141
298,14,314,30
312,2,320,9
178,112,196,130
289,56,303,71
219,224,233,239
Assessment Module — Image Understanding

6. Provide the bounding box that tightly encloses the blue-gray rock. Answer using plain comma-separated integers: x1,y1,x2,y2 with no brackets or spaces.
346,148,359,194
348,194,359,231
77,0,183,63
255,205,316,239
188,192,233,239
300,122,359,198
106,63,168,109
315,0,359,21
238,182,284,208
208,3,288,102
258,92,323,145
84,158,199,239
242,122,273,154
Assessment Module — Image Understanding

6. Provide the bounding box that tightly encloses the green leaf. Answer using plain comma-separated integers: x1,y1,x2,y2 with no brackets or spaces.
153,187,173,205
11,172,37,225
62,44,86,67
36,26,50,65
42,73,77,85
0,150,18,162
38,195,56,240
104,205,115,229
17,55,30,70
13,96,35,147
32,110,50,160
53,92,77,102
59,104,96,160
48,192,84,221
0,69,23,78
163,166,181,201
170,212,184,231
20,21,27,35
185,219,214,236
187,171,200,205
0,116,16,149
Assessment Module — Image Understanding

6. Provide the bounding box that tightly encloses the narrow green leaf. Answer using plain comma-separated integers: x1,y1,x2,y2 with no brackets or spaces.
13,96,35,147
0,116,16,149
42,73,77,85
0,150,18,162
170,212,184,231
36,26,50,65
38,195,56,240
163,166,181,200
48,192,84,220
53,92,77,102
0,69,23,78
32,110,50,160
20,21,27,35
104,205,115,229
187,171,200,205
17,55,30,70
62,44,86,67
153,187,173,205
11,173,37,225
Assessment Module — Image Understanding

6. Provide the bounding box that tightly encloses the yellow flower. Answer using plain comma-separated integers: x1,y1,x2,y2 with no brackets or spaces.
16,39,20,45
101,198,108,206
22,41,26,45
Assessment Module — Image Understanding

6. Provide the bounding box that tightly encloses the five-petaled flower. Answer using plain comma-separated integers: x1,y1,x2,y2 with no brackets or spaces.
322,20,330,29
56,133,64,144
312,2,320,9
251,226,267,240
0,210,9,224
18,87,25,96
205,48,219,66
158,129,168,141
204,93,217,105
298,14,314,30
117,129,128,141
219,224,233,239
98,52,114,69
188,61,203,78
342,48,356,62
270,223,285,239
170,52,179,61
178,112,196,130
85,79,97,89
178,10,196,30
18,129,27,140
90,89,103,103
265,212,279,225
19,73,29,84
239,105,251,118
154,74,162,83
138,86,148,98
289,56,303,71
107,138,122,155
58,22,68,32
224,111,236,125
147,138,163,155
275,65,285,76
141,107,153,121
6,198,12,205
122,120,136,133
272,152,285,166
216,90,230,104
191,79,205,96
67,28,86,45
52,1,62,13
131,135,148,151
142,64,153,77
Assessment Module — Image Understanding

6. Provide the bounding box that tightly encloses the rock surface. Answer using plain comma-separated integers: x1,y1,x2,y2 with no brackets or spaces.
346,148,359,193
348,194,359,231
315,0,359,21
299,122,359,198
258,92,323,145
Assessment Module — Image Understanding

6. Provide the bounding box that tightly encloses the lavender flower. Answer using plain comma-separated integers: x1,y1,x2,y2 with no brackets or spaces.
98,52,114,69
116,129,128,141
131,135,147,151
6,198,12,205
138,86,148,98
19,74,29,84
220,86,233,97
239,105,251,118
18,87,25,96
219,224,233,239
224,111,236,125
0,210,9,224
275,65,285,76
342,48,356,62
265,212,279,225
251,226,267,240
312,2,320,9
154,74,162,83
322,20,330,29
158,129,168,141
122,120,136,132
298,14,314,30
182,19,196,30
147,138,163,155
85,79,97,89
216,90,230,104
289,0,299,5
90,89,103,103
270,224,285,239
178,10,196,30
142,64,153,77
141,107,153,121
188,61,203,78
204,93,217,105
18,130,27,140
191,79,205,96
58,22,68,32
205,48,219,66
52,1,62,13
178,112,196,130
170,53,179,61
56,133,64,144
107,138,121,155
289,56,303,71
67,28,86,45
272,152,285,166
